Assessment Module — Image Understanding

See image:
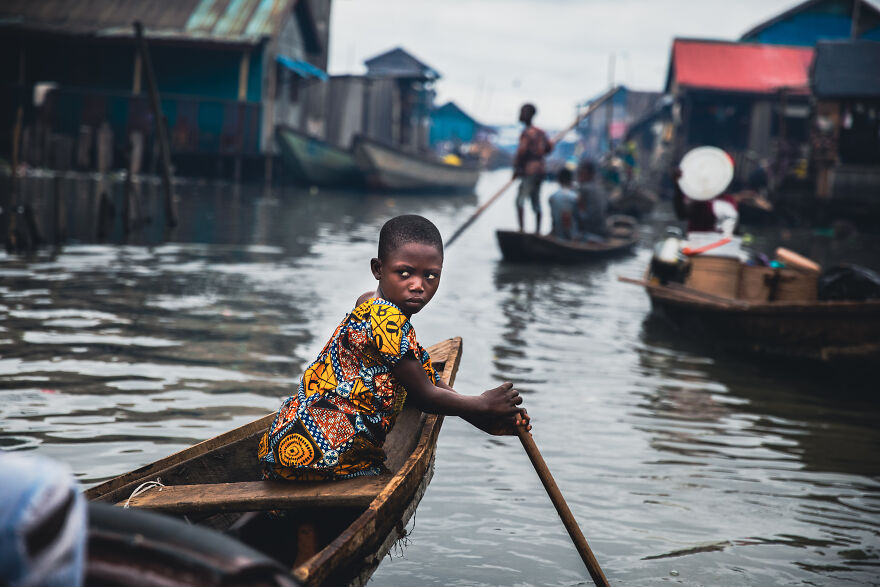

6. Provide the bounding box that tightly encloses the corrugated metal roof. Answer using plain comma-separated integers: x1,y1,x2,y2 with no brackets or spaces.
667,39,814,94
0,0,296,45
812,40,880,97
364,47,441,80
741,0,880,42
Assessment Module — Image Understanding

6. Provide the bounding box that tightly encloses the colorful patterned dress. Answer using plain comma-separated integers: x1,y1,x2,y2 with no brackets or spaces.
259,298,437,480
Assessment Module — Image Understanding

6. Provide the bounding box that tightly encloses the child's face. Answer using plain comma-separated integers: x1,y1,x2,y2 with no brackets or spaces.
371,242,443,317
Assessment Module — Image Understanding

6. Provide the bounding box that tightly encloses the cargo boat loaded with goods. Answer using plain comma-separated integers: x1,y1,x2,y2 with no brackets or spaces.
620,247,880,362
85,337,463,587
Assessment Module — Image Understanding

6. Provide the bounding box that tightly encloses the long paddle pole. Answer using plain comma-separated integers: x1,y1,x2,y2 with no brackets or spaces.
515,422,610,587
445,86,621,247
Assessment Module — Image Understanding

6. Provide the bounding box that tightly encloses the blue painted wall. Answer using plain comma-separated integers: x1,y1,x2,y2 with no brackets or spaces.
742,0,880,46
430,107,477,145
151,45,263,103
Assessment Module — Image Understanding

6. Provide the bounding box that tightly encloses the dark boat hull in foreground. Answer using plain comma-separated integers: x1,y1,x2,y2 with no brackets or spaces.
626,277,880,362
353,136,480,192
86,337,463,587
496,217,639,263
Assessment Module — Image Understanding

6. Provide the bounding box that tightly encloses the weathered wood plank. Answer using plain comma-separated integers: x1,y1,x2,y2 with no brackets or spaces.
119,477,391,514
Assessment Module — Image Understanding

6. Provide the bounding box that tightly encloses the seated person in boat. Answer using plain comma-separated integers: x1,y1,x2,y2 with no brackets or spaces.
259,215,529,481
548,167,579,240
576,159,608,242
672,167,740,235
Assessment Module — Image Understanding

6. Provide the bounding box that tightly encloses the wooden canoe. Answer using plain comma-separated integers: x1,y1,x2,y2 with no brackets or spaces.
85,337,463,587
275,125,364,188
496,216,639,263
352,135,480,193
622,275,880,362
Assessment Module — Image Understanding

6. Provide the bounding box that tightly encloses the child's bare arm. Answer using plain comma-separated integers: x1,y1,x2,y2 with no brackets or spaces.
393,356,529,435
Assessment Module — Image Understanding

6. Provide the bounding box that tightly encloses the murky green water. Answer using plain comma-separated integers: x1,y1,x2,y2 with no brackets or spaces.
2,170,879,585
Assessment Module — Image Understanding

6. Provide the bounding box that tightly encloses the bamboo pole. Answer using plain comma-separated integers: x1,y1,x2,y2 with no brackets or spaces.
445,86,621,247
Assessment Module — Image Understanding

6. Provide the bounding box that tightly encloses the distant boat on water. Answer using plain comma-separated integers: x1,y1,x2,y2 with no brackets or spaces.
352,135,481,193
275,125,364,188
275,127,480,193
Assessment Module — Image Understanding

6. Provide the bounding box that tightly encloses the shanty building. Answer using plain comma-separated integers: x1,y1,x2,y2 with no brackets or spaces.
664,38,815,191
810,40,880,209
575,85,664,160
0,0,331,180
741,0,880,46
362,47,439,153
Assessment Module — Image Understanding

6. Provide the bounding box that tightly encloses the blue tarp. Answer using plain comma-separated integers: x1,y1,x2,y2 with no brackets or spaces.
276,55,328,81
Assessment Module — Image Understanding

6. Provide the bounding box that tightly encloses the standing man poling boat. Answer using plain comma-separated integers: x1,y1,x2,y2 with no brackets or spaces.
513,103,554,233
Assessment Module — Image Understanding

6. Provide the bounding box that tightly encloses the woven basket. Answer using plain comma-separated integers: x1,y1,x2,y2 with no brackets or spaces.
774,269,818,302
738,265,775,301
686,255,741,298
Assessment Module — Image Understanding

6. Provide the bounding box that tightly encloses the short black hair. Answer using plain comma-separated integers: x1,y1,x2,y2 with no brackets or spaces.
520,103,536,120
557,167,573,185
378,215,443,261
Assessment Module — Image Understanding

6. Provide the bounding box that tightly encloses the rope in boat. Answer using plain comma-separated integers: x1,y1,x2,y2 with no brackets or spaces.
123,478,165,508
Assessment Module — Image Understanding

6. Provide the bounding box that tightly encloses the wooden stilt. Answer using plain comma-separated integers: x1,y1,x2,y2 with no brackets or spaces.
134,21,177,228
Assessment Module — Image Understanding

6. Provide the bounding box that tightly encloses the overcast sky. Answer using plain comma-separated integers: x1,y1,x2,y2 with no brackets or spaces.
327,0,827,129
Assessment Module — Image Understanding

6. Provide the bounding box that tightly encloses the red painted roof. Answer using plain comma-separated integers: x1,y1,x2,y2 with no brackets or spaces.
669,39,814,94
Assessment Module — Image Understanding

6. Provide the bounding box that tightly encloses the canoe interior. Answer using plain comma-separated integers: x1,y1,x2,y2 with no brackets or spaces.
637,277,880,361
85,337,463,587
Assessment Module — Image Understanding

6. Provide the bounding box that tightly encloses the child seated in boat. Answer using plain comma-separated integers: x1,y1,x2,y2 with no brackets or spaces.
259,214,529,481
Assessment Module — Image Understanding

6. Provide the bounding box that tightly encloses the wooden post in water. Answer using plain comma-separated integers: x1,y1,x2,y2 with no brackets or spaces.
6,106,24,251
134,21,177,228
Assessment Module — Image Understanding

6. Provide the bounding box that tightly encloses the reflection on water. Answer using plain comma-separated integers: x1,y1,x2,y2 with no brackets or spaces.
2,171,879,585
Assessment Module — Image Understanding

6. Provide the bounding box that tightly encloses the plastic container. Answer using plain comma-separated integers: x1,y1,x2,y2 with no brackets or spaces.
683,232,744,259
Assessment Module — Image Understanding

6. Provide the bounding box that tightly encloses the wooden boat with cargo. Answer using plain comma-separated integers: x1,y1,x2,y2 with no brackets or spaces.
496,215,639,263
620,270,880,362
352,135,480,192
85,337,463,587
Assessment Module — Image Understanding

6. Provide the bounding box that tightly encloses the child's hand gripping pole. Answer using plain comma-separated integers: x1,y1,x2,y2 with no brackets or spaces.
514,415,609,587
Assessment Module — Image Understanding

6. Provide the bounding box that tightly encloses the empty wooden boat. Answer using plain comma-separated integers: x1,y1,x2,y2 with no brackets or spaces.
86,337,463,587
352,135,480,192
275,125,364,188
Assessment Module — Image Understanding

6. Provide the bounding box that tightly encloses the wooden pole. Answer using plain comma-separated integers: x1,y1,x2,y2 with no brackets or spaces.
445,86,620,247
133,21,177,228
851,0,862,39
7,106,24,251
515,424,609,587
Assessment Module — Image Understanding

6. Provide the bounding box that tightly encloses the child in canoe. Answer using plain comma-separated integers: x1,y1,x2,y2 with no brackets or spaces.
259,214,529,481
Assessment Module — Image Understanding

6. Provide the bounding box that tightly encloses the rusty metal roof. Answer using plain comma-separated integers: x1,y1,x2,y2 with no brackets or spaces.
0,0,297,45
666,38,815,94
